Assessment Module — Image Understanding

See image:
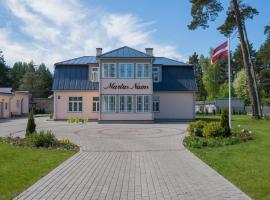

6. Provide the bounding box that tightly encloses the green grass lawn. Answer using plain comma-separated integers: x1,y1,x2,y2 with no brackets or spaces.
188,115,270,200
0,142,76,200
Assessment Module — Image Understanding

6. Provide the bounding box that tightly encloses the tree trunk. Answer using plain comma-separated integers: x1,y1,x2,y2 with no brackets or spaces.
232,0,260,118
243,23,262,116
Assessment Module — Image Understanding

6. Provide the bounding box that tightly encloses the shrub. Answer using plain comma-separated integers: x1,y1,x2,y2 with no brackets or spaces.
220,110,231,137
49,113,53,119
202,122,224,138
187,121,206,137
26,110,36,137
234,128,255,141
183,136,242,148
75,118,80,123
57,139,79,151
83,118,89,124
27,130,57,148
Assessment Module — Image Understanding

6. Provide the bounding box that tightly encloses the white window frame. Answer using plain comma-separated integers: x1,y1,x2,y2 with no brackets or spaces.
102,63,116,78
152,67,160,82
102,95,116,112
136,95,151,113
90,67,99,82
119,95,133,113
119,63,134,78
68,97,83,112
92,97,99,112
152,99,160,112
136,63,151,78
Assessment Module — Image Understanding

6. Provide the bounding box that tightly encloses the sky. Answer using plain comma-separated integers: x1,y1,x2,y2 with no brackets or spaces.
0,0,269,71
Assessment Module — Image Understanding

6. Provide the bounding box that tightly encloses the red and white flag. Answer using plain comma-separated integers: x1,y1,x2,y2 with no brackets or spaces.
211,41,228,64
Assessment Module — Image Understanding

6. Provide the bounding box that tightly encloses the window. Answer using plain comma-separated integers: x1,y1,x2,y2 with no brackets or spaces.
91,67,99,82
152,67,160,82
136,63,151,78
16,100,20,108
153,96,160,112
68,97,83,112
92,97,99,112
5,102,8,110
119,63,134,78
119,95,133,112
102,95,116,112
102,63,116,78
136,95,151,112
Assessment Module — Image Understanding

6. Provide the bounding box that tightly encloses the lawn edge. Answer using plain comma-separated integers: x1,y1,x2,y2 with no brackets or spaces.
182,136,252,199
13,151,80,200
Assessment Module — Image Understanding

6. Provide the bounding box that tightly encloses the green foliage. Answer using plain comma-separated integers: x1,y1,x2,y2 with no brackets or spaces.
26,131,57,148
187,120,206,137
189,115,268,199
188,0,223,30
202,122,224,138
19,63,53,98
183,136,241,148
26,110,36,137
83,117,89,124
232,44,257,76
9,61,28,90
67,117,81,123
218,3,258,36
189,52,207,100
49,113,53,119
218,82,235,98
200,56,222,100
221,110,231,137
0,50,11,87
0,141,75,200
2,131,79,151
233,69,250,104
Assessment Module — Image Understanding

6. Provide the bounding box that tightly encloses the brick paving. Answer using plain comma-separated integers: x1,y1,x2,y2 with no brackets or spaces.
0,118,250,200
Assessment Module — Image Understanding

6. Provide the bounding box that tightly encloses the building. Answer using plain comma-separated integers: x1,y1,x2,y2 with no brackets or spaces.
195,98,245,114
53,46,196,122
0,88,30,118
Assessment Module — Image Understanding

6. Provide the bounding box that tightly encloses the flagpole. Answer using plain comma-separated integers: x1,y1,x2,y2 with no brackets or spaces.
228,36,232,128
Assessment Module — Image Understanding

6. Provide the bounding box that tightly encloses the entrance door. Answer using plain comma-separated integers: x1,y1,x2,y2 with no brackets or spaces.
21,99,24,114
0,102,3,118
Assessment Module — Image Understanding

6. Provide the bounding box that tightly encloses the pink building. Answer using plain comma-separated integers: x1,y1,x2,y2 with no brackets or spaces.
0,88,30,118
53,47,196,122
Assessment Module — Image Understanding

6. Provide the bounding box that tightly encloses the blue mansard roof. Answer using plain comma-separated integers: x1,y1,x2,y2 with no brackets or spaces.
53,65,99,91
97,46,153,58
153,66,196,91
55,56,97,65
53,46,196,91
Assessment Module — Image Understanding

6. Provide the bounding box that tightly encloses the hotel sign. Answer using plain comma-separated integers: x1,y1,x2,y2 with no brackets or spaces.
104,82,149,90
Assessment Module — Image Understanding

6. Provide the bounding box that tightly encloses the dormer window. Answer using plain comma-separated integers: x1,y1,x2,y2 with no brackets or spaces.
90,67,99,82
152,67,160,82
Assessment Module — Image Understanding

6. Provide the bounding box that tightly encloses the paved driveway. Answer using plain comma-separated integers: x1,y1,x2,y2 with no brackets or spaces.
0,118,250,200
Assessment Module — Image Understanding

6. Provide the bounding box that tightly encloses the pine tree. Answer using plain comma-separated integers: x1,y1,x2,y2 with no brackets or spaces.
220,110,231,137
188,0,261,118
26,110,36,136
189,52,207,100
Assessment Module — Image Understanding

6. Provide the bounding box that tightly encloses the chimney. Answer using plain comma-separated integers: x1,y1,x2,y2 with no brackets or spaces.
96,48,102,56
145,48,153,56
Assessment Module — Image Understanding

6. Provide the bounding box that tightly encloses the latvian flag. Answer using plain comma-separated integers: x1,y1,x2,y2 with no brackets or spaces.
211,41,228,64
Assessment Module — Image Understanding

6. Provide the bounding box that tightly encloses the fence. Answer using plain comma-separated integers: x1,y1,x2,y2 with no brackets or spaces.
245,106,270,116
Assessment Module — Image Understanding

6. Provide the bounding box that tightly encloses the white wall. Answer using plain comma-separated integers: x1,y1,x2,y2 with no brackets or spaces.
153,92,195,120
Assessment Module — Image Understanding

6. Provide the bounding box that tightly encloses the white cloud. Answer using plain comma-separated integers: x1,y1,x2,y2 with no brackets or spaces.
0,0,186,71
